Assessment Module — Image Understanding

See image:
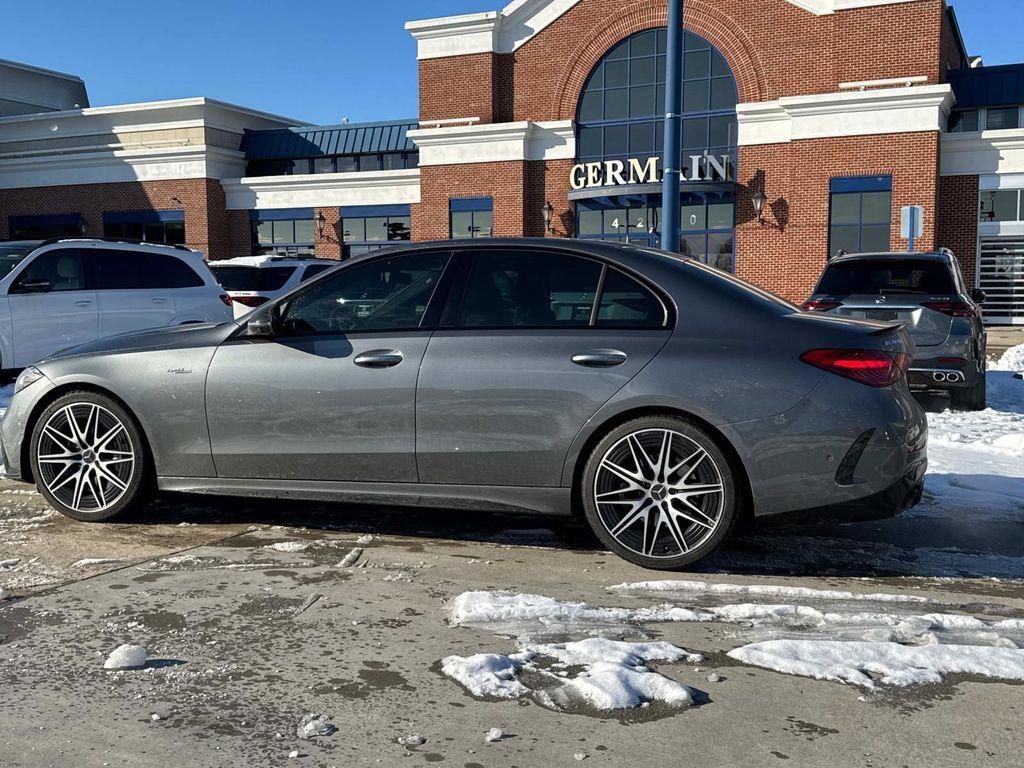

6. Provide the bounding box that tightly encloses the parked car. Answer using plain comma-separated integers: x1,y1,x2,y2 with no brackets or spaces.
209,256,338,319
0,238,233,374
802,250,988,410
1,239,927,570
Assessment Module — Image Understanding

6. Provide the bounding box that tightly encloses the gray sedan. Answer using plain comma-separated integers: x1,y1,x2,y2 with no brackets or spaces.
0,239,927,570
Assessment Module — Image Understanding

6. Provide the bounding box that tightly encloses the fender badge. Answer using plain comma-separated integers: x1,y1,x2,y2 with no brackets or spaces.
167,368,192,375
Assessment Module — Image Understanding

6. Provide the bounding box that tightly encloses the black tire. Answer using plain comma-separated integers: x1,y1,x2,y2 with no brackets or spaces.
580,415,740,570
951,377,986,412
29,390,152,522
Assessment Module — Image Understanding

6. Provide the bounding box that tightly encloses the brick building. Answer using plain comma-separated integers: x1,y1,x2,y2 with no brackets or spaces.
1,0,1023,323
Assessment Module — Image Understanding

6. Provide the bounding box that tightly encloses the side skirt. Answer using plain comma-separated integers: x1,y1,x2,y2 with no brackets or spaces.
157,477,574,517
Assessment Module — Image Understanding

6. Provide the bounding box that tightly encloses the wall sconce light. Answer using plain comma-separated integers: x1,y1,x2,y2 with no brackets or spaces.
316,210,326,238
542,201,555,234
751,188,767,225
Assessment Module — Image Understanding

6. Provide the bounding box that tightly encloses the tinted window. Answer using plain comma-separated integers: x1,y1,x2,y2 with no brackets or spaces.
596,269,665,327
459,250,602,328
211,266,296,292
12,249,86,292
0,246,32,280
817,260,957,296
300,263,334,282
280,251,448,334
90,249,204,290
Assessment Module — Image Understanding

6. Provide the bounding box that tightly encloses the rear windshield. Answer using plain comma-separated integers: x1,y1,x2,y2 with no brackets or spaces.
211,266,296,292
817,259,957,296
0,246,33,280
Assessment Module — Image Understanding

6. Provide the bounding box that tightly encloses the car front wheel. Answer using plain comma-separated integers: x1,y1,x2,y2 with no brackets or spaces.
580,416,740,570
30,391,151,522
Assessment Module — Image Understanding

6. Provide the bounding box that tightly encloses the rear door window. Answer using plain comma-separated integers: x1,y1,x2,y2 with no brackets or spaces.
300,263,334,282
817,260,957,296
211,266,296,292
89,249,205,290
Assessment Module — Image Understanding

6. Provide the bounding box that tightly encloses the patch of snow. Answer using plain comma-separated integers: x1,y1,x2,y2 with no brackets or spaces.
338,548,363,568
104,644,147,670
608,580,928,604
398,734,427,747
485,728,504,743
296,713,336,740
0,587,9,600
706,672,721,683
728,639,1024,688
441,652,534,699
528,637,702,668
263,541,309,553
355,534,374,545
72,558,122,568
287,749,299,759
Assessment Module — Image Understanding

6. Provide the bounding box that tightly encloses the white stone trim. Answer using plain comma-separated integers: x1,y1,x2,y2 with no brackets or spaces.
221,169,421,211
737,84,954,146
406,0,924,59
0,144,247,190
979,172,1024,191
942,130,1024,177
838,75,928,90
408,120,575,166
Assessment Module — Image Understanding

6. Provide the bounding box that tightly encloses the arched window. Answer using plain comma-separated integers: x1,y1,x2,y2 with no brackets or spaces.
576,28,738,167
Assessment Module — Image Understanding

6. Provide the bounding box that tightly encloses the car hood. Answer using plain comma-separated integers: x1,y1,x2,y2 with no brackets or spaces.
38,321,240,364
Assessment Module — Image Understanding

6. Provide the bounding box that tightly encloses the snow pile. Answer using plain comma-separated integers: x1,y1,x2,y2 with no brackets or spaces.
608,579,928,604
449,590,709,634
0,587,9,601
72,558,121,568
484,728,504,743
103,644,147,670
442,638,700,711
296,713,336,740
729,639,1024,688
338,548,363,568
397,734,427,747
263,542,309,553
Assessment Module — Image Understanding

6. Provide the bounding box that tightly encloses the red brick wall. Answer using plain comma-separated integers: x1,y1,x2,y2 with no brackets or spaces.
413,162,526,241
736,131,942,303
937,175,980,287
224,210,252,259
420,53,497,124
314,206,343,260
0,179,226,259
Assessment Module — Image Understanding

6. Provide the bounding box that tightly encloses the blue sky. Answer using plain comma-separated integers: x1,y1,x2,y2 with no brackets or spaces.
3,0,1016,126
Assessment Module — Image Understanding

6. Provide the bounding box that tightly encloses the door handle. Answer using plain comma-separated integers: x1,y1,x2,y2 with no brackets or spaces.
354,350,404,368
152,297,169,304
75,300,93,307
571,349,627,368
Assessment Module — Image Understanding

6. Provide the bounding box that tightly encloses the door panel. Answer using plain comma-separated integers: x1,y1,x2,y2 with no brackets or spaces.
415,329,669,486
206,332,431,481
97,290,176,336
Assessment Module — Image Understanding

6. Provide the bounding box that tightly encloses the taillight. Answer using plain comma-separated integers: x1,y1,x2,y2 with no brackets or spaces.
231,296,269,308
920,300,978,318
801,299,842,312
219,293,234,307
800,348,911,388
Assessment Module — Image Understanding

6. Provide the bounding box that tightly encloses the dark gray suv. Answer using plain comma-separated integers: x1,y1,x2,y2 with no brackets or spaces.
803,250,988,410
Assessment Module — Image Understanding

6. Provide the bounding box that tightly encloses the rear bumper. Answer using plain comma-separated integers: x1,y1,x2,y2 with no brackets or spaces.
908,362,982,391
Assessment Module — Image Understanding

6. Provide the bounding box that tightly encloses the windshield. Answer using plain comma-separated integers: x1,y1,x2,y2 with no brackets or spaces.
211,266,296,292
817,259,957,296
0,246,33,280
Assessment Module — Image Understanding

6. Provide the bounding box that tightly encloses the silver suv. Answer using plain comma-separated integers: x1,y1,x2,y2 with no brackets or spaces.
803,250,987,410
208,256,337,318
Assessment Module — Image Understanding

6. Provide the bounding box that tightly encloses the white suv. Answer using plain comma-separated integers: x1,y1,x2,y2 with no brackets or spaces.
0,239,233,372
208,256,337,318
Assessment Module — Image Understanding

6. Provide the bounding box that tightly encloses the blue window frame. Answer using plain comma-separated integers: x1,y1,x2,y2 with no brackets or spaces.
450,198,494,239
251,208,316,256
9,213,84,240
828,176,893,258
103,210,186,245
340,204,412,258
576,28,738,168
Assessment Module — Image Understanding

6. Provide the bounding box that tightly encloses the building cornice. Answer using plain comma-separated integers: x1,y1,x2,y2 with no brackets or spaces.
221,169,422,210
737,84,954,145
408,120,575,166
406,0,926,59
941,129,1024,177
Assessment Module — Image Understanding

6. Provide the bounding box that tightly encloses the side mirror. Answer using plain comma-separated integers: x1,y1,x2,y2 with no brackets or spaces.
971,288,987,304
245,305,280,337
16,277,51,293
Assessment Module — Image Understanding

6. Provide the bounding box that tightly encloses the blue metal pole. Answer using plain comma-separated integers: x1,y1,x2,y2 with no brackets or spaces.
660,0,684,253
908,207,916,252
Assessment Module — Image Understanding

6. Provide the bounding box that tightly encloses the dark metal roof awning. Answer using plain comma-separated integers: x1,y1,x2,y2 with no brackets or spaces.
242,120,418,160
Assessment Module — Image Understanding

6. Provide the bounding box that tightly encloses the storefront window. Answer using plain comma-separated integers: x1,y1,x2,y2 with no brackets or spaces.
450,198,494,239
948,109,980,133
980,189,1021,222
103,210,186,245
8,214,84,240
828,176,892,258
576,28,738,166
341,205,412,258
251,209,315,257
245,152,419,177
986,106,1021,131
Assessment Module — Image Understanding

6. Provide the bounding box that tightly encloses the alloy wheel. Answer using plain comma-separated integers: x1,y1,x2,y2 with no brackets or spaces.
36,403,136,513
593,428,725,559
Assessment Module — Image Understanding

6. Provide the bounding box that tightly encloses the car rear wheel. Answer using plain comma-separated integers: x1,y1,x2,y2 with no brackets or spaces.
30,391,151,522
580,416,739,570
951,377,986,411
